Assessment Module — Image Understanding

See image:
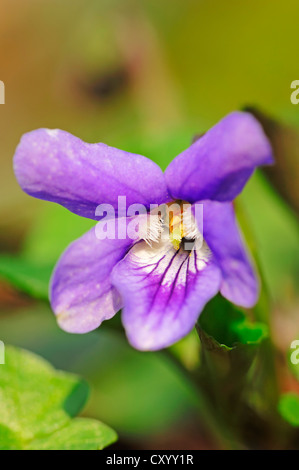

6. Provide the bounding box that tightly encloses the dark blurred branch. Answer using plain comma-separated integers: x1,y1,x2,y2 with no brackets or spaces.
245,107,299,217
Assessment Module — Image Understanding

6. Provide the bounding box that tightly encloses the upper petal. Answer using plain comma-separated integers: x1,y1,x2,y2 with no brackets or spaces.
199,200,259,308
50,222,134,333
165,111,273,203
111,238,221,351
14,129,169,219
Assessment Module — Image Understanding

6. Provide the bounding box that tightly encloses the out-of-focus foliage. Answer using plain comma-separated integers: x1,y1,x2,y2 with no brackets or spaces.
0,307,202,438
0,0,299,450
0,346,117,450
0,256,51,300
238,172,299,302
278,393,299,427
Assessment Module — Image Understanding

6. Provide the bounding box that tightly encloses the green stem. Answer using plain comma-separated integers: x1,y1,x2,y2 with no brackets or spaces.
162,346,243,449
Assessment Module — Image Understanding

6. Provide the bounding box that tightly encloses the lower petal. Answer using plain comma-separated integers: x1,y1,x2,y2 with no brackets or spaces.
111,240,221,350
50,224,133,333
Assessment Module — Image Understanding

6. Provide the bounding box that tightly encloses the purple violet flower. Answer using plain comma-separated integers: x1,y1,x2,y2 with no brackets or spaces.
13,111,273,350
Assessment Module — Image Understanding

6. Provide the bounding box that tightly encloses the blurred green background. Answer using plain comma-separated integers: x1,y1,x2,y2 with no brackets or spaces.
0,0,299,449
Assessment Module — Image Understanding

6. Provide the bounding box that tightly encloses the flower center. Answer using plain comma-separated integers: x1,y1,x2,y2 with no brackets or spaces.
140,200,202,252
167,200,192,250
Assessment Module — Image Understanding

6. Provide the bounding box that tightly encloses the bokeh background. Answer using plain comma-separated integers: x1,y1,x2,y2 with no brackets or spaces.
1,0,299,449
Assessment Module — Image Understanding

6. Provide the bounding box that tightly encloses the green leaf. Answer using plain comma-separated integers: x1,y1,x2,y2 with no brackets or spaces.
0,346,117,450
198,294,268,348
0,305,202,437
196,295,270,414
27,418,117,450
278,393,299,427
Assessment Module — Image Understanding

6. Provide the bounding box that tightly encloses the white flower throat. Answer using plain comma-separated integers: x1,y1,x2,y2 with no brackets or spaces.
130,200,211,280
141,200,206,254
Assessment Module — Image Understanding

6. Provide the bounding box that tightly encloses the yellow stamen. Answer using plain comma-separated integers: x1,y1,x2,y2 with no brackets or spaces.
168,201,187,250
